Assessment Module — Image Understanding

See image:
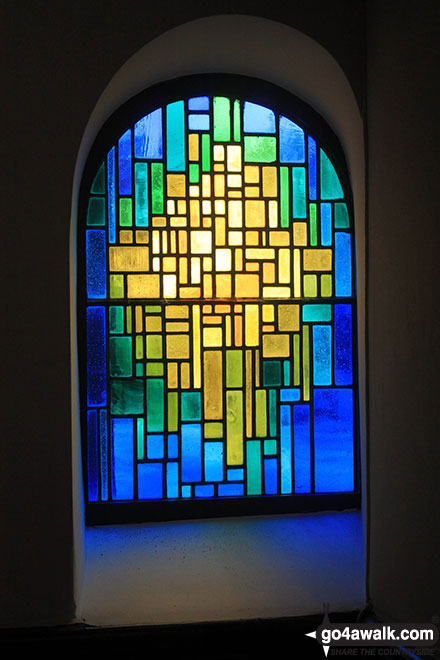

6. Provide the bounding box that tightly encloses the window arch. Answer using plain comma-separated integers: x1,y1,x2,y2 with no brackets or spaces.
79,74,359,524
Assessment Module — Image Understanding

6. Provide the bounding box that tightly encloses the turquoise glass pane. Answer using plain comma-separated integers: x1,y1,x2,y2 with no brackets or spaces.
135,163,148,226
166,101,185,171
87,197,105,226
313,325,332,385
302,304,331,322
181,391,201,421
109,337,132,377
146,379,164,431
320,149,344,199
292,167,306,217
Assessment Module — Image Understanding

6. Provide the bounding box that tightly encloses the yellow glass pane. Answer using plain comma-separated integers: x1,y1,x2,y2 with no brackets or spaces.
215,273,232,298
203,326,223,347
235,273,259,298
228,231,243,246
262,286,291,298
278,304,300,332
167,174,186,197
255,390,267,438
203,273,213,298
262,334,290,358
213,145,225,161
228,190,242,198
180,362,190,389
263,324,275,332
202,174,211,197
225,314,232,346
262,167,277,197
135,305,143,333
177,200,187,215
166,334,190,359
245,304,259,346
145,315,162,332
244,165,259,183
119,230,133,244
152,231,160,253
135,230,149,244
167,362,178,388
163,257,177,272
135,335,143,359
146,335,162,359
189,200,200,228
215,200,225,215
191,257,201,284
163,274,177,298
165,305,188,318
245,263,259,272
245,248,275,260
269,231,290,246
244,186,260,198
214,174,225,197
215,217,226,246
202,200,212,215
294,248,301,297
203,315,222,324
109,246,149,271
203,256,212,271
127,274,160,298
279,248,290,284
179,257,188,284
215,304,231,313
263,262,275,283
268,200,278,227
204,350,223,420
227,145,242,172
202,217,212,228
245,200,265,227
180,286,201,298
152,216,167,227
303,249,332,271
192,305,201,387
234,315,242,346
304,274,318,297
178,230,188,254
167,200,176,215
214,163,224,172
262,304,274,322
215,248,232,271
170,230,177,253
245,231,259,246
321,273,333,297
191,230,212,254
189,185,199,197
227,174,242,188
166,321,189,333
293,222,308,246
226,390,243,465
188,134,199,161
228,200,243,228
235,248,243,271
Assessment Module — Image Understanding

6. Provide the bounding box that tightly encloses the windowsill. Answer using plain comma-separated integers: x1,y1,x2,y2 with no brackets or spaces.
78,509,365,627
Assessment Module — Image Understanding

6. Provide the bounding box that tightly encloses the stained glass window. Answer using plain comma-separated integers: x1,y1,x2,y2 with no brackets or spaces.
79,76,359,523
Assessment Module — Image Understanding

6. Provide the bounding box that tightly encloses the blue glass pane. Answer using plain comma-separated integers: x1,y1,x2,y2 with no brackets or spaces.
181,423,202,482
195,484,215,497
188,114,210,131
111,418,134,500
243,101,275,133
118,129,132,195
138,463,163,499
335,305,353,385
87,410,98,502
280,404,292,494
314,389,354,493
321,203,332,246
204,442,223,482
313,325,332,385
264,458,278,494
227,468,244,481
166,462,179,498
147,434,164,459
308,136,317,199
167,434,178,459
280,116,305,162
166,101,185,171
86,306,106,407
86,230,106,298
134,108,163,159
99,410,108,500
335,233,352,297
218,483,244,497
280,388,301,402
293,405,311,493
107,147,115,243
188,96,210,110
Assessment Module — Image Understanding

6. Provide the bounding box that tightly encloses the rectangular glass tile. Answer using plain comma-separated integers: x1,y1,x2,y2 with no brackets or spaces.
107,146,116,243
264,458,278,494
138,463,163,499
313,325,332,385
86,230,106,298
86,306,106,406
279,116,305,162
181,423,202,482
118,129,132,195
292,167,306,218
135,163,148,226
111,418,134,500
280,404,292,493
146,378,164,431
335,304,353,385
204,442,223,482
87,410,98,501
293,404,311,493
335,233,352,297
213,97,231,142
246,440,262,495
134,108,163,159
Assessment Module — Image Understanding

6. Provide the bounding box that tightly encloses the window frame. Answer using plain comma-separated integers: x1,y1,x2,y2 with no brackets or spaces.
78,73,361,525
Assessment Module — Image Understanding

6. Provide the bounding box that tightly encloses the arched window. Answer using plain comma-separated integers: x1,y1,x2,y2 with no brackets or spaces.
79,74,359,524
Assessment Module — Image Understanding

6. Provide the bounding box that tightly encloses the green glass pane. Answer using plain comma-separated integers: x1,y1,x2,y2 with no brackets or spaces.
145,305,161,313
110,379,144,414
335,202,350,228
321,274,333,297
168,392,178,432
320,149,344,199
189,163,199,183
136,363,143,376
269,389,277,437
151,162,164,214
233,100,241,142
146,379,164,431
204,422,223,439
226,350,242,388
87,197,105,226
244,136,276,163
109,306,124,334
146,335,162,359
309,202,317,246
213,97,231,142
110,274,124,299
280,167,289,228
181,392,201,421
146,362,164,376
137,418,144,459
246,440,262,495
109,337,132,377
91,162,105,194
293,334,300,386
119,198,132,227
255,390,267,438
201,134,211,172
